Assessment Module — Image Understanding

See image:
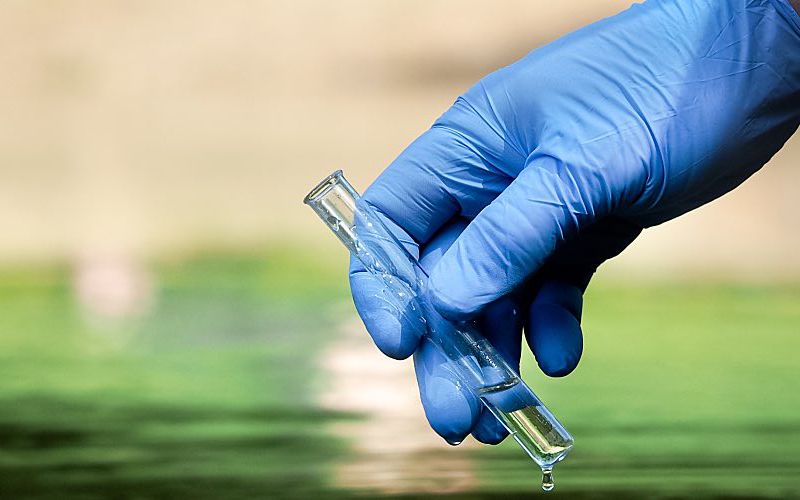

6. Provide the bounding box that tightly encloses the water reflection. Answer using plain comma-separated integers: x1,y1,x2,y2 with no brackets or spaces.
320,318,478,494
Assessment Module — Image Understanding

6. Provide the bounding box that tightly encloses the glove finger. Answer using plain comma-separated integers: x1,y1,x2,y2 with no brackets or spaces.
349,213,427,359
526,280,584,377
525,216,642,376
348,212,475,359
413,337,481,444
414,299,522,444
471,408,508,445
414,218,482,443
415,292,527,445
350,261,425,359
470,296,523,445
416,218,526,444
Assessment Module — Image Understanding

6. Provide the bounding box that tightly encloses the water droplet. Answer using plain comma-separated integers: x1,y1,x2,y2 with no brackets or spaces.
326,216,340,231
445,439,462,446
541,468,554,492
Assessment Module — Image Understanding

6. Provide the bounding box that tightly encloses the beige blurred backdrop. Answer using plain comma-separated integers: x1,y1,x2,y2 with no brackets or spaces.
1,0,798,279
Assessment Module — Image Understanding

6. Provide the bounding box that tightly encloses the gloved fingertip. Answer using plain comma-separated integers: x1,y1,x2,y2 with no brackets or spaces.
527,302,583,377
362,308,419,360
421,375,476,443
415,340,481,443
472,411,509,445
350,272,423,359
539,354,580,377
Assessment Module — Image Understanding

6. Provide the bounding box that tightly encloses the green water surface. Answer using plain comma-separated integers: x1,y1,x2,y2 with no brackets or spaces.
0,250,797,499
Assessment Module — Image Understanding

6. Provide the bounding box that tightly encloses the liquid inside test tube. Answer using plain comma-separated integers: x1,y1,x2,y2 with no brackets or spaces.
304,170,573,491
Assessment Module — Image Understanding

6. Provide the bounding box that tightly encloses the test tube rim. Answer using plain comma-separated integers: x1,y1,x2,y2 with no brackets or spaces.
304,169,345,206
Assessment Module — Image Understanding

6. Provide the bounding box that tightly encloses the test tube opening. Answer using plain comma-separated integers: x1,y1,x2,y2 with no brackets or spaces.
303,169,345,206
304,170,360,251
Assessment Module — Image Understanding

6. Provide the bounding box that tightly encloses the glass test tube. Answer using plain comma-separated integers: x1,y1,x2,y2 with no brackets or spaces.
304,170,573,491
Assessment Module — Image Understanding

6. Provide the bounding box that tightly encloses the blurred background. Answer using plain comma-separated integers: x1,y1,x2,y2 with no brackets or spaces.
0,1,798,498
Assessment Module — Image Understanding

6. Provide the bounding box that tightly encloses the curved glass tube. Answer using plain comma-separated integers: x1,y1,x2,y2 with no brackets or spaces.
305,170,573,489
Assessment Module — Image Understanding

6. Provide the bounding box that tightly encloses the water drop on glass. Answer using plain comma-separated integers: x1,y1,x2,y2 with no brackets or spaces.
541,468,554,492
445,439,462,446
326,216,340,231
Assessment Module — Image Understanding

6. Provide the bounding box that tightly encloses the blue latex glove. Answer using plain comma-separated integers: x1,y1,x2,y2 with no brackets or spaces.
350,0,800,445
